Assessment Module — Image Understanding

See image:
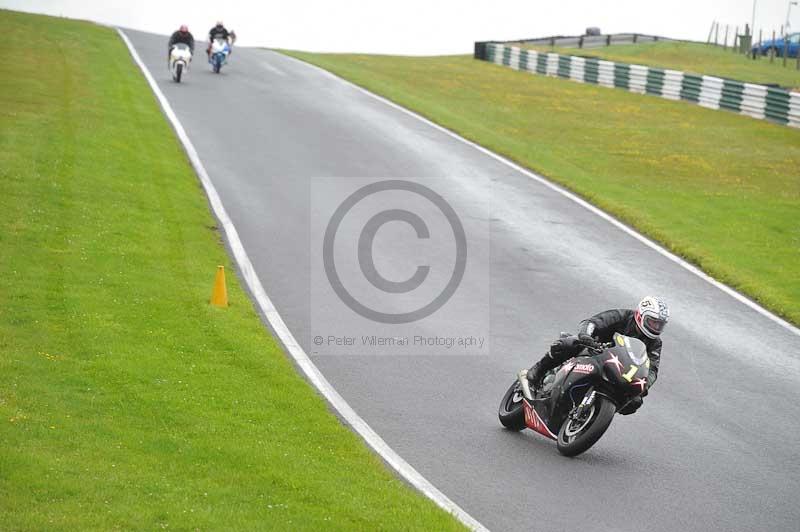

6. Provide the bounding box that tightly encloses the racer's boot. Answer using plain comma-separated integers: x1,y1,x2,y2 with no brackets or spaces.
526,352,560,391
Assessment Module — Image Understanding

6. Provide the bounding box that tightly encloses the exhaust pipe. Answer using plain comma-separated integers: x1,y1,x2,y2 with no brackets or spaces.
517,369,534,401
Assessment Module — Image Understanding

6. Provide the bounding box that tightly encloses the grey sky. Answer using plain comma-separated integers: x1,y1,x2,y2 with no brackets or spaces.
2,0,798,54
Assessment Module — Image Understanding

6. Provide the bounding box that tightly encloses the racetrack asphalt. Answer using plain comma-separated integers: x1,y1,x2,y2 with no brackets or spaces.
127,29,800,532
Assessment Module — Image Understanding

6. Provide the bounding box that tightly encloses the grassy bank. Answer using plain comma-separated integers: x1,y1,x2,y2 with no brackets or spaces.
518,41,800,90
283,51,800,325
0,10,464,530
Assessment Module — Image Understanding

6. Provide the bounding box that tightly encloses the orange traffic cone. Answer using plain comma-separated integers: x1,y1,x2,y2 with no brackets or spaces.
210,265,228,307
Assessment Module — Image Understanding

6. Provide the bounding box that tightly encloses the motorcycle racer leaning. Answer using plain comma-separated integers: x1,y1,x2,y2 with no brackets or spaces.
527,296,670,414
167,25,194,61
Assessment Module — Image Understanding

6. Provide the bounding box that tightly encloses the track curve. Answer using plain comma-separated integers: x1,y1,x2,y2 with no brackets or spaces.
125,29,800,532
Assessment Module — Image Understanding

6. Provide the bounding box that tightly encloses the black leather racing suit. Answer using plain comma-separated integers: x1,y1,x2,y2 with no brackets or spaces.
528,309,663,414
168,30,195,52
208,25,230,42
578,308,662,389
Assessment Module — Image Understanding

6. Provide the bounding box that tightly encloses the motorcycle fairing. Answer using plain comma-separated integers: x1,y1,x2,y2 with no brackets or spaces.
523,399,556,439
529,356,601,438
603,334,649,395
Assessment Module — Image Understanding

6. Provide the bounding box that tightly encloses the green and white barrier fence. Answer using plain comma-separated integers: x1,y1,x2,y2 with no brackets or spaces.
476,42,800,128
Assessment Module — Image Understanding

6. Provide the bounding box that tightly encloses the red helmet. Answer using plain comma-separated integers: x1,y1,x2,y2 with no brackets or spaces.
179,25,189,33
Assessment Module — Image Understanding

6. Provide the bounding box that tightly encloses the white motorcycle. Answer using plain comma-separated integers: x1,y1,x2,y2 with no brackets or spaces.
169,43,192,83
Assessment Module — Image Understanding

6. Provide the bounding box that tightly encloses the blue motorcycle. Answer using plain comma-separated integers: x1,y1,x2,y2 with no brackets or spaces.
209,38,231,74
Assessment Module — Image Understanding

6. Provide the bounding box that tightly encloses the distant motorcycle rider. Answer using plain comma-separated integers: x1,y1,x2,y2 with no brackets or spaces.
527,296,670,414
206,21,236,59
167,25,194,61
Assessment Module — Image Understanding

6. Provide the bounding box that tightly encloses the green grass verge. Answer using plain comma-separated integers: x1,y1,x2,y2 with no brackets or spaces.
0,10,465,530
282,51,800,325
518,41,800,90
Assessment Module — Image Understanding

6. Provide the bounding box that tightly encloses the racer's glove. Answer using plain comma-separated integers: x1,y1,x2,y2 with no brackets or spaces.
578,333,601,349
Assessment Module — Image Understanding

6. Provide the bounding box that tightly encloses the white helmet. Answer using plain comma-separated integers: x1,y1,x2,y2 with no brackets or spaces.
634,296,669,339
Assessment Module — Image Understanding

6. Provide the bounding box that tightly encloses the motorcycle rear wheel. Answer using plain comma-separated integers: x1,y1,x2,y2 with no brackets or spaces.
498,380,526,430
556,396,615,456
175,63,183,83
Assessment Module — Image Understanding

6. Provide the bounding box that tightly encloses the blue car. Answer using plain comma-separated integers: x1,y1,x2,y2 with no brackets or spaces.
752,32,800,57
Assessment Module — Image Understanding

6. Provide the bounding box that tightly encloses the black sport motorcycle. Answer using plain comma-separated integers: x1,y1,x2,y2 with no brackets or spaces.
498,333,649,456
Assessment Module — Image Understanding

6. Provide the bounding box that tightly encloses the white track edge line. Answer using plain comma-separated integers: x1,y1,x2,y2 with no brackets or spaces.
116,29,488,532
278,51,800,338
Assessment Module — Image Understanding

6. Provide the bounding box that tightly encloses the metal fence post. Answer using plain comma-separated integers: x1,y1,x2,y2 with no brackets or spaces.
770,30,775,63
606,34,611,46
783,33,789,66
734,26,738,52
714,23,719,46
756,28,762,59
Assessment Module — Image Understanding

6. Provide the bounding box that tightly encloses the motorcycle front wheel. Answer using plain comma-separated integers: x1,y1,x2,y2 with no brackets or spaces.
498,380,526,431
556,396,615,457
